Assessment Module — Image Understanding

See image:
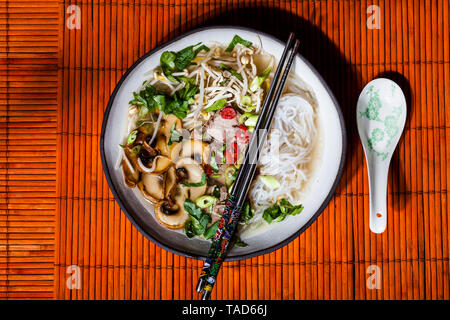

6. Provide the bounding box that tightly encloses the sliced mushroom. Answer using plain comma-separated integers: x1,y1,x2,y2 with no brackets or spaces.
176,157,207,200
180,139,211,164
137,155,172,174
137,173,165,202
160,114,182,143
164,166,177,198
154,186,189,229
156,114,184,158
168,142,183,162
122,156,140,188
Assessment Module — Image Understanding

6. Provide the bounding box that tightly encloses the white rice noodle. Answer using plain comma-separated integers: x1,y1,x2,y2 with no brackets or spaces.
249,94,317,218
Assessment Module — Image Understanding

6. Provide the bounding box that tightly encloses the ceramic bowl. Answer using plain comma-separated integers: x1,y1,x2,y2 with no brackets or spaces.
101,26,346,261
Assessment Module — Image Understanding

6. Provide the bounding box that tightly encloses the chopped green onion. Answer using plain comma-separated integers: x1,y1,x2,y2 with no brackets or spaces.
210,152,219,172
195,195,217,209
240,95,252,106
204,98,227,113
225,166,237,187
212,174,222,179
245,105,256,112
238,112,257,125
130,145,141,156
244,115,258,127
127,130,138,145
249,66,272,92
259,175,280,189
218,144,227,164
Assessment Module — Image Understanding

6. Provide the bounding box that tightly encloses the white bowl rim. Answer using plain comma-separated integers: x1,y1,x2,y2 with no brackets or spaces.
100,25,347,261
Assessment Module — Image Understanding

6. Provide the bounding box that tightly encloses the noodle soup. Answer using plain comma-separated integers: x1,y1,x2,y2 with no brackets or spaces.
117,35,320,246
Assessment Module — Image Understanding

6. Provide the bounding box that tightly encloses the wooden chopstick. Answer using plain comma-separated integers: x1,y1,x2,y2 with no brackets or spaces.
195,33,297,296
196,33,301,300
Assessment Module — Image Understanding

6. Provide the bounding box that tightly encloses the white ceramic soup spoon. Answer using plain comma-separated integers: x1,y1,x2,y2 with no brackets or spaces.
356,78,407,234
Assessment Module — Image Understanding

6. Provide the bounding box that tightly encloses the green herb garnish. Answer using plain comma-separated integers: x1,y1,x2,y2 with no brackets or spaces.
262,199,304,224
182,172,207,187
239,200,254,225
212,186,221,198
129,83,195,119
250,66,272,92
204,99,227,113
174,43,210,71
225,35,252,52
127,130,138,145
203,221,220,240
130,145,142,156
219,63,243,81
160,51,177,75
184,199,215,239
210,152,219,172
168,123,183,146
218,144,227,164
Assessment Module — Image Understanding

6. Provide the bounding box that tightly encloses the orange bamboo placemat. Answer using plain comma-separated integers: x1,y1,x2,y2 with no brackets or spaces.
1,0,449,300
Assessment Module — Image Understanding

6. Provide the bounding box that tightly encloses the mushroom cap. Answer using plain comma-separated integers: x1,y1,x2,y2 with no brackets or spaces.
161,114,182,143
180,140,210,164
154,187,189,229
176,157,207,200
137,172,165,202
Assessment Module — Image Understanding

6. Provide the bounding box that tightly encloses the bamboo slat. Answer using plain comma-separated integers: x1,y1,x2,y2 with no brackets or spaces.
1,0,449,300
0,0,59,299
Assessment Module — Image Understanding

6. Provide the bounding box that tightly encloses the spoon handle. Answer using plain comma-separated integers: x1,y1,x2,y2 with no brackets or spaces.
367,158,390,233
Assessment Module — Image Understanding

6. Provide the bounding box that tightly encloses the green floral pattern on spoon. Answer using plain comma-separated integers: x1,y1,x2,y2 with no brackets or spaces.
357,78,407,234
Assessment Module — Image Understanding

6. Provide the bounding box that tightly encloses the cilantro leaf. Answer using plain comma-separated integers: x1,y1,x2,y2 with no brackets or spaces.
225,35,252,52
174,43,210,71
183,199,214,239
262,199,304,224
204,99,227,113
160,51,177,75
184,199,203,219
